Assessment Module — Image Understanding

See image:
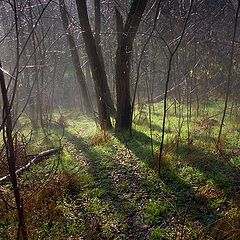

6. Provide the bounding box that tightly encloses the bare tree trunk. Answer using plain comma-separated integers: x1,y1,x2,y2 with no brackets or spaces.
158,1,194,176
59,0,93,116
75,0,114,129
115,0,149,130
94,0,116,116
0,60,28,239
28,0,41,129
94,0,104,66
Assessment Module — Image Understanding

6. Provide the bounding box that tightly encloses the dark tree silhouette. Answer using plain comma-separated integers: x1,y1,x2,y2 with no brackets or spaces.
75,0,115,130
115,0,149,130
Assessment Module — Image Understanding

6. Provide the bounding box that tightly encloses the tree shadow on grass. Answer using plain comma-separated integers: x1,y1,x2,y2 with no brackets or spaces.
176,144,240,193
116,129,239,193
114,129,157,168
114,129,240,234
58,126,239,239
64,130,155,239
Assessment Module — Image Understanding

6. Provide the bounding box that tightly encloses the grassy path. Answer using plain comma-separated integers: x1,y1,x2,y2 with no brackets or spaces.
0,114,239,239
62,124,165,239
55,118,240,239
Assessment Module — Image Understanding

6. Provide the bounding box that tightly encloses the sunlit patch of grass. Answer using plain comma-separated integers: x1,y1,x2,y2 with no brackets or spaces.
145,199,169,225
179,166,206,186
88,130,112,146
150,226,165,240
1,101,239,239
231,155,240,167
38,104,240,238
85,197,109,215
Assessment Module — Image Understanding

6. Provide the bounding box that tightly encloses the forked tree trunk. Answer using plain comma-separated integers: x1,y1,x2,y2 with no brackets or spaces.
115,0,149,130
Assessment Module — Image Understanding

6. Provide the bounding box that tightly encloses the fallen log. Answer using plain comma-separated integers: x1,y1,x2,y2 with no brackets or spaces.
0,148,62,183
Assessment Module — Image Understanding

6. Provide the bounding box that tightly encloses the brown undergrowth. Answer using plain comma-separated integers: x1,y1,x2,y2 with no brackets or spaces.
211,193,240,240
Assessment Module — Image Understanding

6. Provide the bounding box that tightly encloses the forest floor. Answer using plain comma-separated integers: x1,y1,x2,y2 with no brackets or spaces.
0,103,240,239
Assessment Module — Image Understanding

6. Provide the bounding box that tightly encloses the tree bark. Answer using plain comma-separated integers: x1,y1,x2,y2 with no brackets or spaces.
94,0,102,59
0,148,62,183
115,0,149,130
94,0,116,117
75,0,115,129
0,60,28,239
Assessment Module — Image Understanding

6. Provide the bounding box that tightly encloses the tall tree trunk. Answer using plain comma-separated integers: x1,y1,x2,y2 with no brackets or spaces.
75,0,114,129
59,0,93,116
94,0,116,116
28,0,41,129
94,0,103,65
115,0,149,130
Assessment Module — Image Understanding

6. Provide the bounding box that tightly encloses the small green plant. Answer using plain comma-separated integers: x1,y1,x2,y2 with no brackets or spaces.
146,200,169,225
150,226,164,240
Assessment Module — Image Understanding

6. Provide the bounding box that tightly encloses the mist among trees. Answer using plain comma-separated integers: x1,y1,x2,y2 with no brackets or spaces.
0,0,240,239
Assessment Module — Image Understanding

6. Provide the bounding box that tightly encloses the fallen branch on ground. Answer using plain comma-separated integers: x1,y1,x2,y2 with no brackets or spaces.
0,148,62,183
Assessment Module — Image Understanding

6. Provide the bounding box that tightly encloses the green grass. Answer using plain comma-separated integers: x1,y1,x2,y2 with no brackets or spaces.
0,101,239,239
